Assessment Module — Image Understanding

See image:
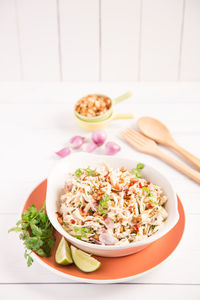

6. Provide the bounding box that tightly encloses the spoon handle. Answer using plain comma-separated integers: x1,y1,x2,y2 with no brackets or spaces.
169,140,200,170
113,92,132,105
156,150,200,184
113,113,134,120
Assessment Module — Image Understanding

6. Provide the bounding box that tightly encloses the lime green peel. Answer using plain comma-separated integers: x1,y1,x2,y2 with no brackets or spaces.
70,245,101,273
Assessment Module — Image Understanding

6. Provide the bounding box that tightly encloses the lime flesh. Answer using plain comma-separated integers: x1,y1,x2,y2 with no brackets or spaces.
55,237,73,265
70,245,101,273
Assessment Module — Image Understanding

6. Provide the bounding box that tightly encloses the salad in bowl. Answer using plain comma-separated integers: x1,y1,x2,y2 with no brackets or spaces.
46,153,179,257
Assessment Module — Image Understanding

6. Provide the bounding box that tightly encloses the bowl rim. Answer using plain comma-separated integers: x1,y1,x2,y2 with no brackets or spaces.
46,153,179,251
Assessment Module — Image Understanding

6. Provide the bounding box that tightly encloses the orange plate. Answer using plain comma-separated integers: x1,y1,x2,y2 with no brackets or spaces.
23,180,185,283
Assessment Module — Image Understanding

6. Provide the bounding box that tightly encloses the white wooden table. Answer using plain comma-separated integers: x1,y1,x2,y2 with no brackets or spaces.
1,82,200,299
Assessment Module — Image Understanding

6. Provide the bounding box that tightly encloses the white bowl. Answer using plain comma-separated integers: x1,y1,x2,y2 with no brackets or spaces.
46,153,179,257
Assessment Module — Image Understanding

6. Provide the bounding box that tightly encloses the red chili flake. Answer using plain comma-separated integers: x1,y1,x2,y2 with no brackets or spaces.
84,220,90,222
134,224,140,233
56,211,62,217
139,182,143,188
148,203,154,209
70,219,75,224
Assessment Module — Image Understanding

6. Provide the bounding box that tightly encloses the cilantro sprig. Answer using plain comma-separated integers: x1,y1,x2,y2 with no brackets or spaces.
8,204,56,267
131,163,144,178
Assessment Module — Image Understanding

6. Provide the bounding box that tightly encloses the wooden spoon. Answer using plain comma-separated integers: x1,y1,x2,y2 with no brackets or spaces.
138,116,200,169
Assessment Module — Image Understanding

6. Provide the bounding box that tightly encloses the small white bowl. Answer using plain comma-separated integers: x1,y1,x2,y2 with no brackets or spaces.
46,153,179,257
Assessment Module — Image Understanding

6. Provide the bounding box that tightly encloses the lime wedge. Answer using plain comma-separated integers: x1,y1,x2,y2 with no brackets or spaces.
55,237,73,265
70,245,101,273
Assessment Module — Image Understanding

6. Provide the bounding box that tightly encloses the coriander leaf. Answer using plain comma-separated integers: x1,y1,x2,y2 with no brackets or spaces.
137,163,144,170
47,236,56,248
27,255,34,267
75,168,83,177
142,186,152,196
97,206,108,215
84,166,96,176
16,220,21,226
73,226,79,232
24,237,43,251
131,162,144,178
30,224,43,237
36,248,46,257
8,227,21,233
131,168,142,178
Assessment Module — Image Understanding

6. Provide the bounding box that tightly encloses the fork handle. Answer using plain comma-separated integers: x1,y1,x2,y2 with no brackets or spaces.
156,150,200,184
169,140,200,170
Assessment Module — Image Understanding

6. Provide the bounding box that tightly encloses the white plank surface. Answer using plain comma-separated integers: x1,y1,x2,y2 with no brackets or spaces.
101,0,141,81
180,0,200,80
59,0,99,81
1,284,200,300
17,0,60,81
0,82,200,299
0,0,200,81
0,0,21,80
140,0,183,80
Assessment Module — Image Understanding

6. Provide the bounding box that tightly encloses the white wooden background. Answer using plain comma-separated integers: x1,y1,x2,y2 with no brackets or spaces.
0,0,200,82
1,82,200,299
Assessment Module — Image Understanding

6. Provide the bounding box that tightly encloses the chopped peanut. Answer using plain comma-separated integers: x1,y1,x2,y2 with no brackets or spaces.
75,94,112,117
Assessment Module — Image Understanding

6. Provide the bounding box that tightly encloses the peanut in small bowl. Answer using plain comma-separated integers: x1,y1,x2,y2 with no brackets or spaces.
74,92,134,130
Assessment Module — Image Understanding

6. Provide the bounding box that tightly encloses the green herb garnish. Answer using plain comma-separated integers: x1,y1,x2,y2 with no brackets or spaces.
97,193,109,215
150,199,158,205
83,227,90,233
131,163,144,178
142,186,152,196
8,204,56,267
73,226,79,232
84,166,96,176
74,227,91,238
99,193,109,207
75,168,83,177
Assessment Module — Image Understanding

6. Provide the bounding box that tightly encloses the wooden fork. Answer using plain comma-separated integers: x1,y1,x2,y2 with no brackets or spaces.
121,128,200,184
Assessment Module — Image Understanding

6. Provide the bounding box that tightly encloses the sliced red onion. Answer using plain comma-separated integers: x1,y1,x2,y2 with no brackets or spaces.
56,147,71,158
92,130,107,146
104,217,114,229
66,183,73,191
99,232,118,245
105,141,121,155
70,136,85,149
84,142,98,153
90,201,98,212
